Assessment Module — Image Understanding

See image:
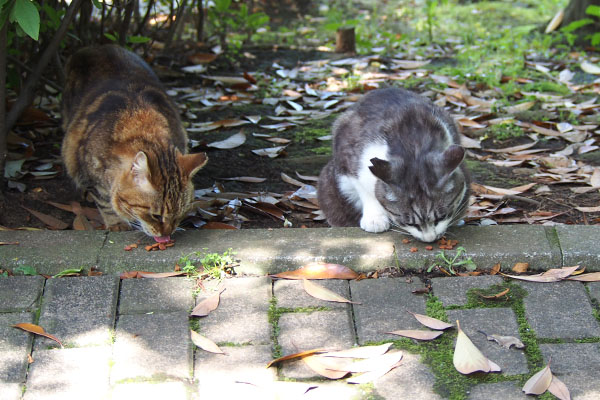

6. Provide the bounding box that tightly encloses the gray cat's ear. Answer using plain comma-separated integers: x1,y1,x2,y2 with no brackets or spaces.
441,144,465,174
131,151,153,191
369,158,392,182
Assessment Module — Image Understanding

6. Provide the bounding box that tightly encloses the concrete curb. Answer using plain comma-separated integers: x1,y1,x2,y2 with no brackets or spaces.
1,225,598,275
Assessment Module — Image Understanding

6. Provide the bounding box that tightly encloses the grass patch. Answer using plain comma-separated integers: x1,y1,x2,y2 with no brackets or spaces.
268,296,283,359
485,123,525,141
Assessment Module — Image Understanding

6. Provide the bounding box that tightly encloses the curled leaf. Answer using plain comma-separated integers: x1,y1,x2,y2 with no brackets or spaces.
408,311,453,330
302,279,361,304
386,329,443,341
266,349,325,368
190,330,224,354
270,262,359,280
323,343,392,359
190,287,226,317
523,363,552,395
548,374,571,400
479,331,525,349
453,320,500,374
13,323,64,348
302,355,349,379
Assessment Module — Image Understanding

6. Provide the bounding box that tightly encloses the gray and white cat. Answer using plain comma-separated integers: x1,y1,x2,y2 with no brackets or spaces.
317,87,470,242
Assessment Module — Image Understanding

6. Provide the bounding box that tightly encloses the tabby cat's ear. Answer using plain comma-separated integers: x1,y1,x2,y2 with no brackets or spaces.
369,158,392,183
441,144,464,174
179,152,208,178
131,151,153,191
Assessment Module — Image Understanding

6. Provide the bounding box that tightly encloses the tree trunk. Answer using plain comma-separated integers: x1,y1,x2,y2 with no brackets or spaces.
335,26,356,54
561,0,600,37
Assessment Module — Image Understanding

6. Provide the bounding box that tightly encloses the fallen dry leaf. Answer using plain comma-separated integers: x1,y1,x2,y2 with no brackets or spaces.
0,241,19,245
523,363,552,395
386,329,444,341
190,330,224,354
490,263,501,275
548,374,571,400
512,262,529,273
190,287,226,317
476,288,510,299
137,271,185,278
345,352,403,384
218,176,267,183
322,343,393,359
302,279,361,304
453,320,501,375
501,266,579,283
13,323,63,348
21,206,69,230
266,349,325,368
480,332,525,349
207,132,246,149
270,262,359,280
408,311,453,330
567,272,600,282
302,355,349,379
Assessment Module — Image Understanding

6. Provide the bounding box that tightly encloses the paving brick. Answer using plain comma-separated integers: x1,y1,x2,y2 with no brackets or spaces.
274,279,351,309
195,345,276,398
118,277,195,314
301,381,363,399
24,347,111,400
195,277,271,344
588,281,600,303
350,278,428,344
518,281,600,339
0,312,35,383
432,276,504,306
0,230,107,275
111,382,192,400
373,352,441,400
539,343,600,400
446,308,528,375
0,276,45,312
556,225,600,271
35,276,119,349
467,382,528,400
278,310,355,379
111,312,191,383
0,383,23,400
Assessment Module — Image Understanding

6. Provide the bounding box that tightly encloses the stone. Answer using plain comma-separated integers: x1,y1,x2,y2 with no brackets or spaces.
588,281,600,303
373,352,441,400
111,312,192,383
518,281,600,338
196,277,271,345
111,382,192,400
0,383,23,400
274,279,351,309
432,275,504,306
118,277,195,314
35,276,119,349
24,347,111,400
278,310,355,379
556,225,600,271
539,343,600,400
0,313,34,383
0,276,45,312
350,278,428,344
446,308,528,375
0,230,107,275
467,382,529,400
195,345,276,398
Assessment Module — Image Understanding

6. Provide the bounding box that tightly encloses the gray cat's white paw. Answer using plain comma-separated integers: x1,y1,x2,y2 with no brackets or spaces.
360,213,390,233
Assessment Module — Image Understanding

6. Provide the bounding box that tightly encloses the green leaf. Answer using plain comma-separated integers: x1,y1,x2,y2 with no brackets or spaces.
586,5,600,18
10,0,40,40
103,32,118,42
214,0,231,13
561,18,593,33
91,0,101,9
53,267,84,277
14,265,37,276
127,35,150,43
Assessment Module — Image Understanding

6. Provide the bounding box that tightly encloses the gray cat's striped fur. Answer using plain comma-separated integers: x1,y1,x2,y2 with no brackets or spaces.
317,88,470,242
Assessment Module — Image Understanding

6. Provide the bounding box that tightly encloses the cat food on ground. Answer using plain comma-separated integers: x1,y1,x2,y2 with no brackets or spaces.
124,243,138,251
317,87,470,243
425,245,434,251
437,237,459,250
402,238,411,244
144,241,175,251
410,247,418,253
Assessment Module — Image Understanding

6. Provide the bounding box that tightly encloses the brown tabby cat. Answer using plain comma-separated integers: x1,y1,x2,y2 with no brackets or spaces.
61,45,207,242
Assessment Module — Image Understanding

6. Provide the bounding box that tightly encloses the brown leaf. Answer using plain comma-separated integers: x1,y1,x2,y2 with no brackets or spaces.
454,320,501,374
501,266,579,283
138,271,185,279
345,352,403,384
73,214,94,231
490,263,501,275
270,262,359,280
548,374,571,400
567,272,600,282
281,172,304,187
302,279,361,304
218,176,267,183
119,271,159,279
408,311,453,330
0,241,19,246
476,288,510,299
481,332,525,349
13,323,64,348
187,53,217,64
21,206,69,230
386,329,444,341
190,287,226,317
322,343,393,359
207,132,246,149
512,263,529,273
190,330,224,354
266,349,325,368
302,355,350,379
523,363,552,395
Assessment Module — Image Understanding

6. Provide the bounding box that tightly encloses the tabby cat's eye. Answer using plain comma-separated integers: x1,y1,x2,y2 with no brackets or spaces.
151,214,162,221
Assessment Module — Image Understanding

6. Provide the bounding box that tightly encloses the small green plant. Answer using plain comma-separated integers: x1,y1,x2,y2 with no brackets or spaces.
179,248,236,281
561,5,600,46
428,246,476,275
486,123,525,141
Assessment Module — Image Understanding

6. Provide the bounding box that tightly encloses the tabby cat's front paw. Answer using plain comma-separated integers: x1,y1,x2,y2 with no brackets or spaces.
360,213,390,233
